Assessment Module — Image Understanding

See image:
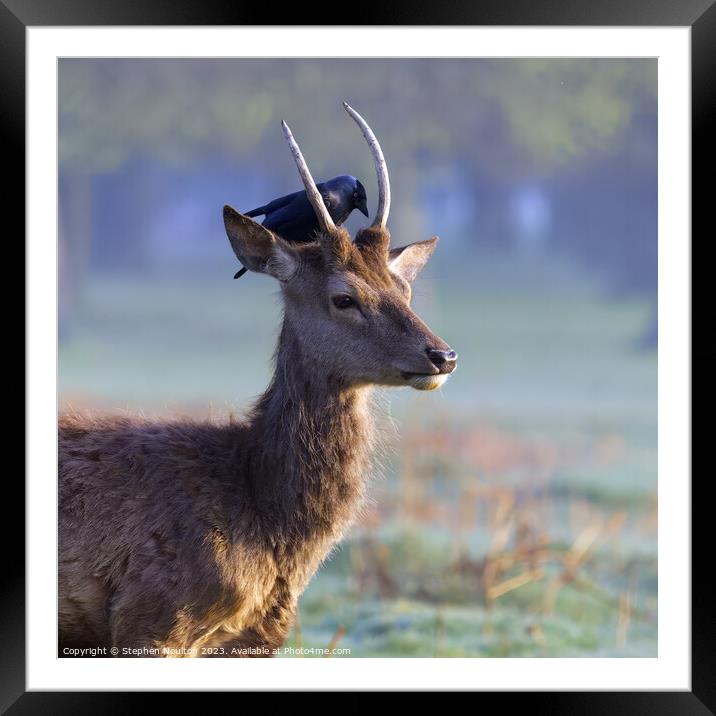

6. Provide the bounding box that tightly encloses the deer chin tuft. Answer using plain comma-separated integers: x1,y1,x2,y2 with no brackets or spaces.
403,373,449,391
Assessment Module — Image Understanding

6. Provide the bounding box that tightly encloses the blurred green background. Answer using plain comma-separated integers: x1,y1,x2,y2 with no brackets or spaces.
58,59,657,657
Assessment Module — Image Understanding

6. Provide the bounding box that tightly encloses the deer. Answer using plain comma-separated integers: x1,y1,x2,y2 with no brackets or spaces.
58,103,458,657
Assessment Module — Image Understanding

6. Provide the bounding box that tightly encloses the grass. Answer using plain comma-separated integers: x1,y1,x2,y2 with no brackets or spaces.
59,251,657,657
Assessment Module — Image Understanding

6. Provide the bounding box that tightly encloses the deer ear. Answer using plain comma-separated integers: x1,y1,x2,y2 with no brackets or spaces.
223,205,297,281
388,237,439,283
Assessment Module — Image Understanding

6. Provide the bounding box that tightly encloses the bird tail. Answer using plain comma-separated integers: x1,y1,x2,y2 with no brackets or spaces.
243,206,265,218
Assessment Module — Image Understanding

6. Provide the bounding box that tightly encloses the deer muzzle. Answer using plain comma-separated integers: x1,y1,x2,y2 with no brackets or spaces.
401,347,458,391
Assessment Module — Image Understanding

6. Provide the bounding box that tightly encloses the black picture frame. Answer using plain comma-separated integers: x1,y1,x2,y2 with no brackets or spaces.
6,0,706,710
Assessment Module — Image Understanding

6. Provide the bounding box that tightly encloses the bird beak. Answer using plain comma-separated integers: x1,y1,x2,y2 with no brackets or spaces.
357,198,369,217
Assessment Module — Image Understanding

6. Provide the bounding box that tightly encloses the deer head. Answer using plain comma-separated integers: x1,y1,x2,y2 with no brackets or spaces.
224,103,457,391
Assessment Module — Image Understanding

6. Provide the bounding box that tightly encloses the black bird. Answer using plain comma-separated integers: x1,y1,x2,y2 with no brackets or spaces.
234,175,369,278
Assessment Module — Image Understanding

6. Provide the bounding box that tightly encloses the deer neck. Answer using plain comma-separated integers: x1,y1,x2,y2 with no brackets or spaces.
249,319,375,539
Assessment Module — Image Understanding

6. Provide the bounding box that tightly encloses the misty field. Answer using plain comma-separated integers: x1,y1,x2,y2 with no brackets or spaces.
59,253,657,658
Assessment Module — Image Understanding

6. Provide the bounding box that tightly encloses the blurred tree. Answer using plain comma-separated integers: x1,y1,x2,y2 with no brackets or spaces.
59,58,655,177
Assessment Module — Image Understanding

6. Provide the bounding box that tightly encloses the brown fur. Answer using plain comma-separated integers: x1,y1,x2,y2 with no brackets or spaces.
59,216,455,657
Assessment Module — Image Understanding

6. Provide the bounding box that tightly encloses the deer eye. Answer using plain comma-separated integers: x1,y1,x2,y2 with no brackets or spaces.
332,294,357,310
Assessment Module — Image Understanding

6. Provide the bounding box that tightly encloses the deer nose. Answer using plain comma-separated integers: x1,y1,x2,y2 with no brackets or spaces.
426,348,458,373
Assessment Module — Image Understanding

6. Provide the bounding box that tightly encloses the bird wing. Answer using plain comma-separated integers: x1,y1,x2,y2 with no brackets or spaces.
263,211,321,244
243,189,304,218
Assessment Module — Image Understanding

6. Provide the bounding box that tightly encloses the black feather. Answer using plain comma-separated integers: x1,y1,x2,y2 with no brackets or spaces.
233,175,368,280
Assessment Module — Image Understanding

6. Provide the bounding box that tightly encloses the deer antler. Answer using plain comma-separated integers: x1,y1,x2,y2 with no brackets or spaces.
280,120,337,236
343,102,391,230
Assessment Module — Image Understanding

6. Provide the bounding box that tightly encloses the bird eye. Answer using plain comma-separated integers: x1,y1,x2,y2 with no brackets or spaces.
332,294,356,310
353,192,359,198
